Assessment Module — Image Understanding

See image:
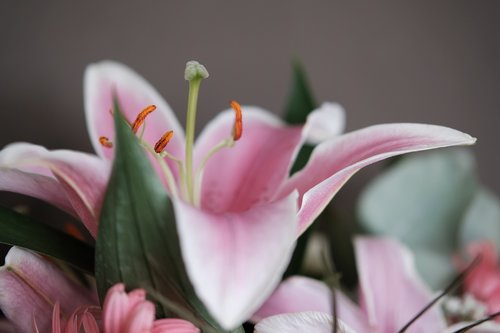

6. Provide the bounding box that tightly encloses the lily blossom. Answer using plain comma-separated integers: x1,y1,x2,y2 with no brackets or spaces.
0,247,98,333
0,61,476,329
254,237,500,333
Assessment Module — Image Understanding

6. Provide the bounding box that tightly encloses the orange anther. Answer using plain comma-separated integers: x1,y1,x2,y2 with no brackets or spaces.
64,223,85,241
99,136,113,148
230,100,243,141
131,105,157,133
154,130,174,153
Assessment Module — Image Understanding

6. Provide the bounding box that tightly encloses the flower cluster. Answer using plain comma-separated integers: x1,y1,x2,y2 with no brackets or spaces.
0,60,496,333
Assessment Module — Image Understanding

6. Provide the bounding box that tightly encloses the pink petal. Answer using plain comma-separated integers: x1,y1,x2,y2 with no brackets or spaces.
84,61,185,182
254,312,358,333
279,123,476,235
122,301,155,333
0,168,74,214
173,192,299,330
253,276,370,333
0,247,97,333
303,102,345,144
102,284,129,333
0,143,109,238
355,237,446,333
194,107,303,213
80,312,100,333
152,318,200,333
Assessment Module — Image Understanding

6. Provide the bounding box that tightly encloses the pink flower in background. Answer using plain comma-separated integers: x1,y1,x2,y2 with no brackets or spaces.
460,242,500,319
0,61,476,329
254,237,500,333
48,283,199,333
0,247,98,333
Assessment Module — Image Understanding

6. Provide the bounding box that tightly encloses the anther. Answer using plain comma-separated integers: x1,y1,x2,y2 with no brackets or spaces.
230,100,243,141
154,130,174,153
99,136,113,148
131,105,156,133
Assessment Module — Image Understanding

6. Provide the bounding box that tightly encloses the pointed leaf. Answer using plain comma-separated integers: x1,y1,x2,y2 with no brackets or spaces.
0,206,94,273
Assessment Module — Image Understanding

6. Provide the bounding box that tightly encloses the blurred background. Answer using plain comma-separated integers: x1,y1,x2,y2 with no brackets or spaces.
0,0,499,197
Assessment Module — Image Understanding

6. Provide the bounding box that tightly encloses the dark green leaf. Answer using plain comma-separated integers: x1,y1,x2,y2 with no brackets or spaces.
0,206,94,273
283,60,316,125
95,98,234,332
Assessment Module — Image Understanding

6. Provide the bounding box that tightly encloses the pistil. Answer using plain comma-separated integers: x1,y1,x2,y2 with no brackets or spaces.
184,61,209,203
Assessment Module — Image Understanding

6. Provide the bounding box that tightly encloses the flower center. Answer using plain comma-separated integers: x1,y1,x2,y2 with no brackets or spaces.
99,61,243,206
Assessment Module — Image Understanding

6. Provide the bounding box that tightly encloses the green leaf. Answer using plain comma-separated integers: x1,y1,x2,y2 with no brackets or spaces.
459,187,500,253
282,60,317,277
357,148,477,289
95,99,233,332
0,206,94,273
283,60,316,125
284,60,317,175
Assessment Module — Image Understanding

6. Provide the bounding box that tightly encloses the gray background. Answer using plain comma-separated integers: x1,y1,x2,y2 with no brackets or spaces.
1,1,499,199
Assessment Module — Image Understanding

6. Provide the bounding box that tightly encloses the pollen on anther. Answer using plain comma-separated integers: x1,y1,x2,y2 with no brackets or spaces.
230,100,243,141
131,105,157,133
154,130,174,153
99,136,113,148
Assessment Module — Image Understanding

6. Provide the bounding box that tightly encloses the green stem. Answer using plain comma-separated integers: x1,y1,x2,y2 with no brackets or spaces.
184,78,202,202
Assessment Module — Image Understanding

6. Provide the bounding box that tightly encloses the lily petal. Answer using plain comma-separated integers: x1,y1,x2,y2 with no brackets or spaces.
253,276,370,333
0,168,74,214
255,312,357,333
354,237,446,333
0,247,97,333
173,191,299,330
84,61,185,180
0,143,109,237
279,123,476,235
152,318,200,333
303,102,345,144
194,107,303,213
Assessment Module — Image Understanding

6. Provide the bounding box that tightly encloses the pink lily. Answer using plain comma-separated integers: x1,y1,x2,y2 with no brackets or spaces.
0,60,475,329
254,237,500,333
0,246,98,333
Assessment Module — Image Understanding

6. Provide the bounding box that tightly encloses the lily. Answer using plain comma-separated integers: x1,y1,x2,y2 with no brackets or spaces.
253,237,500,333
0,60,476,329
0,246,98,333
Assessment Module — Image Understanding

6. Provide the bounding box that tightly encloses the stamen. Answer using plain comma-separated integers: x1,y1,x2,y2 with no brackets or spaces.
193,138,234,206
63,223,85,241
230,100,243,141
154,130,174,153
99,136,113,148
140,141,180,199
131,105,156,133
